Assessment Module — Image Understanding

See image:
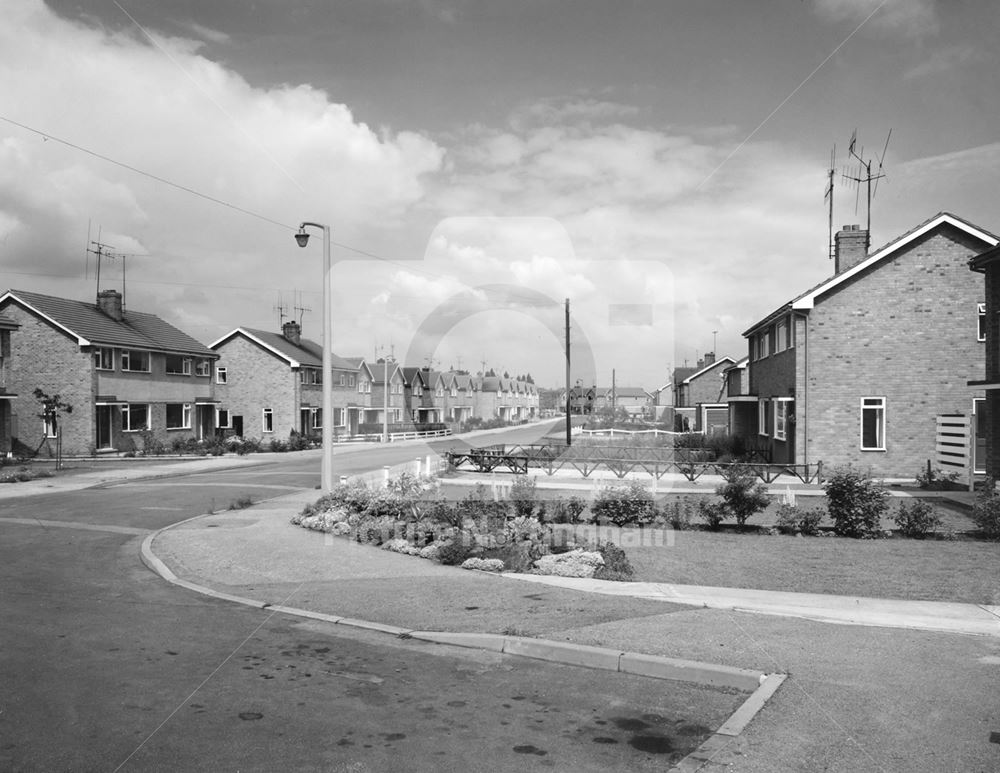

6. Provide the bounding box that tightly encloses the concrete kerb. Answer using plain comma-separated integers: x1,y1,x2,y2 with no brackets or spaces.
140,497,788,763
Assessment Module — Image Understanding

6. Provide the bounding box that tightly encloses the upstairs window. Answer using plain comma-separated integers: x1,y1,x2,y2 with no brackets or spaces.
195,359,211,377
978,303,987,342
262,408,274,433
776,319,789,352
94,347,114,371
216,366,228,384
121,350,151,373
165,355,192,375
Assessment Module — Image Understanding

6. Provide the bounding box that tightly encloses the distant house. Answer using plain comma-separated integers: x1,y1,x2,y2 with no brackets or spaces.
722,356,753,442
594,386,651,419
738,213,995,474
673,353,735,433
210,321,360,439
0,314,20,454
369,358,406,431
0,288,218,455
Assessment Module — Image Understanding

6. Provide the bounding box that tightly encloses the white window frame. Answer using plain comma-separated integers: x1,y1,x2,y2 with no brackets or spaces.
217,408,231,429
165,355,192,376
758,400,769,437
216,366,228,384
42,414,58,438
339,373,346,386
165,403,192,430
262,408,274,433
123,403,149,432
94,347,114,371
860,397,886,451
121,350,151,373
195,359,211,377
776,320,788,353
978,302,986,342
773,398,792,441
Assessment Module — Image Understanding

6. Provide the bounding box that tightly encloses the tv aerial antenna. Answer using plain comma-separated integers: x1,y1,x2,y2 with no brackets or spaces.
273,293,287,327
293,290,310,327
841,129,891,252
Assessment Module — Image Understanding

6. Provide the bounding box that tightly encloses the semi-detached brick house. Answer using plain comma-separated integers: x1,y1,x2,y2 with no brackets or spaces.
0,314,20,454
968,243,1000,478
0,288,218,456
210,322,362,440
737,212,996,476
673,353,735,433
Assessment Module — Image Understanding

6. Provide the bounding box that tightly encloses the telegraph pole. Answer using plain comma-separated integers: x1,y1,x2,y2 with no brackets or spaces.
565,298,572,446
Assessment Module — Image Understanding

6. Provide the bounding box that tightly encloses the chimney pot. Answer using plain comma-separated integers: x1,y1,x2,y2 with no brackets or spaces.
97,289,123,321
282,320,301,345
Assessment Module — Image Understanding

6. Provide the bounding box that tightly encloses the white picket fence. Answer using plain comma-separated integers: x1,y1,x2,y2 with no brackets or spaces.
338,454,448,488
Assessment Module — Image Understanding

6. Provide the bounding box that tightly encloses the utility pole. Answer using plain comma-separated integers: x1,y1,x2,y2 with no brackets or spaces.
382,355,391,443
611,368,616,424
565,298,571,446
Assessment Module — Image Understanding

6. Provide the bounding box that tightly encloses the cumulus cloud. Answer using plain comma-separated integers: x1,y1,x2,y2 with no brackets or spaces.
0,0,443,338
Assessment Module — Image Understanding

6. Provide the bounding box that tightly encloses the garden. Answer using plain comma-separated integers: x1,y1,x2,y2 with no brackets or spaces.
293,464,1000,605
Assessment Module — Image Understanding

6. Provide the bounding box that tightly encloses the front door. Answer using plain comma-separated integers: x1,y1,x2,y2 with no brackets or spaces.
96,405,114,450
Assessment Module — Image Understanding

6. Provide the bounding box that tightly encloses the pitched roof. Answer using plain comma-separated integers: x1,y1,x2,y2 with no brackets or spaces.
681,356,736,384
603,386,650,398
211,327,355,370
3,288,215,356
744,212,1000,336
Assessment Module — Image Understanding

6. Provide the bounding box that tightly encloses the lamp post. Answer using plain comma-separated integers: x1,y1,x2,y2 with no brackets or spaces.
295,222,333,493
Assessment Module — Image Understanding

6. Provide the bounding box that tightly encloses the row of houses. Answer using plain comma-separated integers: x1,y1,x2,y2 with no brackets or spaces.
670,211,998,479
0,288,538,457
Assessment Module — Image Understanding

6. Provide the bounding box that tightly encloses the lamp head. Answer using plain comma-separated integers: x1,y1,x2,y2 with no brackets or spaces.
294,228,310,248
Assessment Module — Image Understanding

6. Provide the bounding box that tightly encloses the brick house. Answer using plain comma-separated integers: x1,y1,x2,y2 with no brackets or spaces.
594,386,651,419
0,288,218,455
369,359,406,431
210,322,361,440
723,357,754,444
0,314,20,455
739,213,996,475
673,353,735,433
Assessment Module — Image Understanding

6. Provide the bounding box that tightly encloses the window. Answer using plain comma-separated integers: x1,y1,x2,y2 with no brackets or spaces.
758,330,770,359
94,347,114,370
758,400,769,436
333,407,346,427
300,369,321,385
339,373,346,386
774,400,788,441
217,408,231,429
216,366,228,384
262,408,274,433
123,404,148,432
121,350,150,372
43,413,57,438
348,374,355,387
436,385,444,397
195,359,211,377
860,397,886,451
978,302,986,342
165,355,192,375
450,386,457,397
166,403,192,429
776,319,788,352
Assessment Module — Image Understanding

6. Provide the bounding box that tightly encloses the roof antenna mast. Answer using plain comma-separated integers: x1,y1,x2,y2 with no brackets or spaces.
842,129,891,252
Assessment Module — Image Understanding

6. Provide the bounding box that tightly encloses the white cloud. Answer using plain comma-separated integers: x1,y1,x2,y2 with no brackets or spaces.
903,43,984,80
812,0,939,38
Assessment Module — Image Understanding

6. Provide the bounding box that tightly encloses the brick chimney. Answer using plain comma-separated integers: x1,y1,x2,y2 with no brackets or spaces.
282,320,301,345
835,224,869,274
97,289,123,321
703,352,716,365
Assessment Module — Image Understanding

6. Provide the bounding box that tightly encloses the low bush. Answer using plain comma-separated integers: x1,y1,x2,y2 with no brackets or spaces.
893,499,942,539
436,535,476,565
592,481,655,526
666,498,695,530
548,495,587,524
915,465,961,491
716,466,770,530
824,466,888,539
509,476,538,519
972,483,1000,541
774,504,824,536
697,499,727,530
592,542,634,581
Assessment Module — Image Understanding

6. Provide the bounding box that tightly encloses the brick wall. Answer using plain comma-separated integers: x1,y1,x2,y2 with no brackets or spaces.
1,302,94,456
804,226,986,476
685,360,730,406
214,336,295,440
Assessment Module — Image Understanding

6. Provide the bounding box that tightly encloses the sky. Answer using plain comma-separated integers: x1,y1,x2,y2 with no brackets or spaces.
2,0,999,389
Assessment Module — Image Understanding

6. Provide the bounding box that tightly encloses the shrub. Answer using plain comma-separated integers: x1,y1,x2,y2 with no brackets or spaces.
774,504,824,536
548,495,587,524
436,535,476,565
697,499,727,530
592,542,634,581
893,499,942,539
269,438,288,453
534,549,604,578
915,465,961,491
591,482,655,526
824,466,889,539
228,495,254,510
480,542,536,572
461,557,504,572
972,483,1000,541
667,498,695,530
716,466,770,530
508,476,538,519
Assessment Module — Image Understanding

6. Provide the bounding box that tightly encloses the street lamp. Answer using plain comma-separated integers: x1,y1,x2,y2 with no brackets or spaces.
295,222,333,493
